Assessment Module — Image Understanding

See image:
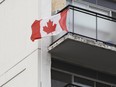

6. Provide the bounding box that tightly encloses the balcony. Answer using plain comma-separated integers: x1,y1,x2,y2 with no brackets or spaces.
49,5,116,75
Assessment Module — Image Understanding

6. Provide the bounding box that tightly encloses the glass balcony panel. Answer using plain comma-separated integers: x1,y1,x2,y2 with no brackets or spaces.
52,9,73,42
97,18,116,45
52,5,116,46
67,9,73,32
74,10,96,39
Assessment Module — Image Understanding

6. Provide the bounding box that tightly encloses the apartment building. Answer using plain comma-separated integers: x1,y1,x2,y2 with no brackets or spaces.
0,0,116,87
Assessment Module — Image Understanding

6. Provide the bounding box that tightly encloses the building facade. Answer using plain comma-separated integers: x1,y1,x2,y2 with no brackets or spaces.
0,0,116,87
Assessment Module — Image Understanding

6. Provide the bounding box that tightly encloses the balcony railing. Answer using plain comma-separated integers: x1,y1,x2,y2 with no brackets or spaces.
52,5,116,47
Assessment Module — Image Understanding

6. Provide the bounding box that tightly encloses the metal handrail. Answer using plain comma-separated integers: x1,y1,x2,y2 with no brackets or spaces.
59,5,116,22
64,83,81,87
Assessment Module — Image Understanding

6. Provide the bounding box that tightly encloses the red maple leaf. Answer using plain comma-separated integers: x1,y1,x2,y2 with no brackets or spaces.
43,20,57,34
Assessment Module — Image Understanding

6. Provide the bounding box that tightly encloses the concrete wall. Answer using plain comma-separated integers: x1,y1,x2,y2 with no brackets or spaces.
0,0,43,87
39,0,51,87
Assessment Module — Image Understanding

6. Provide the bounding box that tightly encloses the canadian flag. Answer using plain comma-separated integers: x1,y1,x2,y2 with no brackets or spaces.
31,9,68,41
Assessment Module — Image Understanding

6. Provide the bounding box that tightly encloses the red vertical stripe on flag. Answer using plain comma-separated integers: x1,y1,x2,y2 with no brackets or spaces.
59,9,68,32
31,20,41,41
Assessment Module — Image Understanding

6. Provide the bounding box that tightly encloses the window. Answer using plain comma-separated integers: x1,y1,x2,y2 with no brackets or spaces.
74,76,94,87
51,59,116,87
66,0,111,16
96,82,111,87
51,70,72,87
112,11,116,18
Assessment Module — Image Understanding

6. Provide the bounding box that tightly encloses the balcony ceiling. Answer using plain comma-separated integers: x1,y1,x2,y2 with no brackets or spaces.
49,33,116,75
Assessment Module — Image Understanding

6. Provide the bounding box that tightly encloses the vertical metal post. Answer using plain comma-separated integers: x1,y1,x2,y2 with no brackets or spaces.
72,75,74,84
96,0,98,5
94,81,96,87
72,7,74,33
96,14,98,41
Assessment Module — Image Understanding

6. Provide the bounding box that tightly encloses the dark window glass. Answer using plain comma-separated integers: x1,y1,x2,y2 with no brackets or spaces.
79,0,116,10
52,59,97,79
97,72,116,84
83,0,96,4
51,70,72,87
112,11,116,19
74,76,94,87
52,59,116,85
112,86,116,87
97,0,116,10
52,79,67,87
96,82,111,87
66,0,72,5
